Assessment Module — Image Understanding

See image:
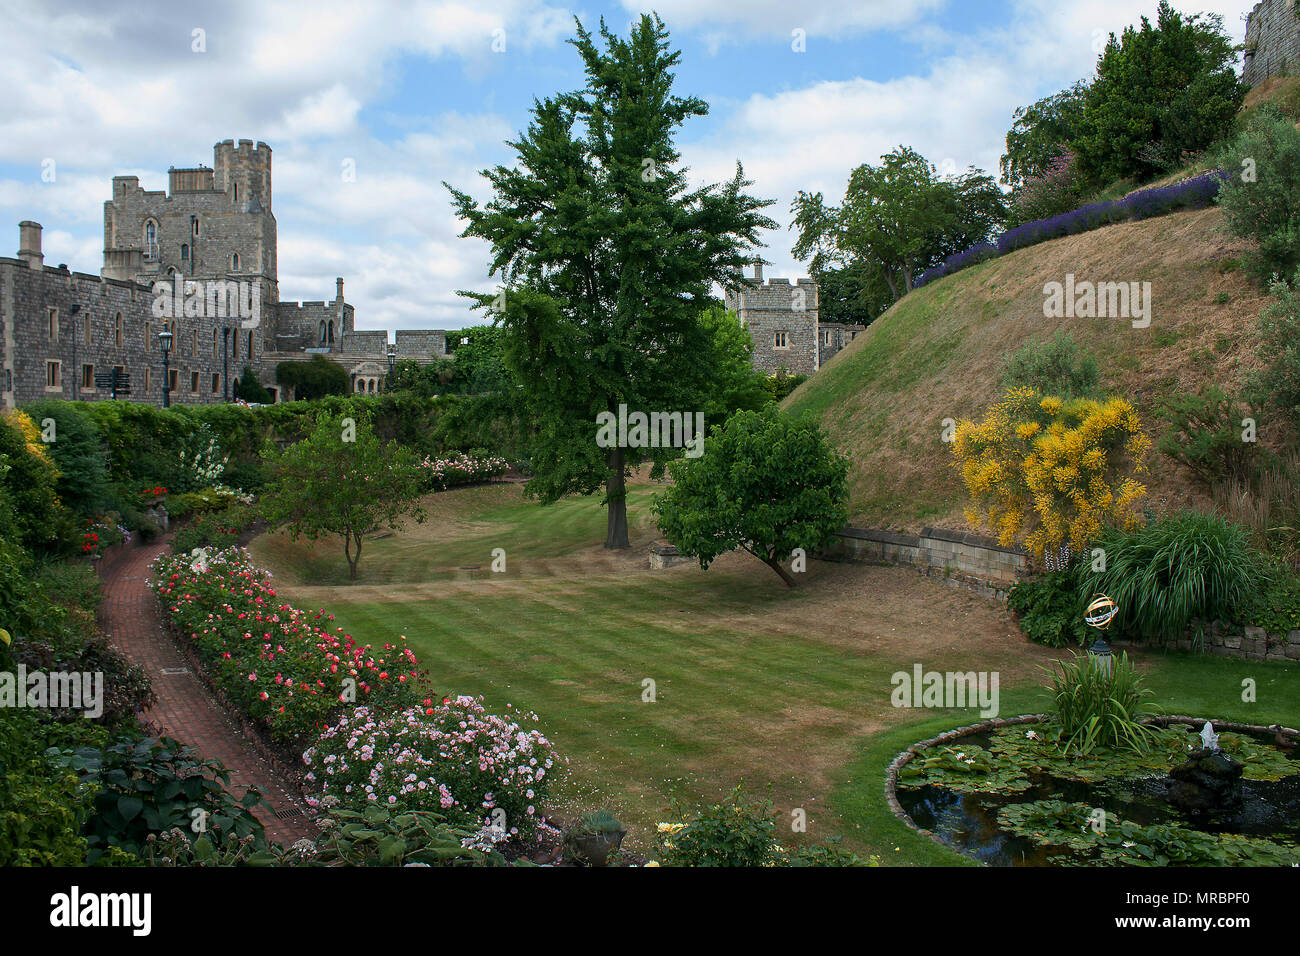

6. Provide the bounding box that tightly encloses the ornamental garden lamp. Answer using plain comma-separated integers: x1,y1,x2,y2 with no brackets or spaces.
1084,593,1118,675
158,328,173,408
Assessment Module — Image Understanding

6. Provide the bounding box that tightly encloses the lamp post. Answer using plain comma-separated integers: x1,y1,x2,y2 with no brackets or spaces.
158,328,173,408
386,344,397,392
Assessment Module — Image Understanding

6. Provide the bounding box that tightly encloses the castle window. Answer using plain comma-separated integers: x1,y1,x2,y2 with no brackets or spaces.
232,331,239,360
247,330,254,358
193,219,200,237
233,183,238,203
319,321,327,344
46,360,62,390
213,328,218,358
168,369,178,392
190,371,200,393
193,329,199,355
146,222,156,245
212,373,220,394
181,243,189,261
82,364,94,389
232,253,240,270
328,321,335,344
145,367,151,391
114,312,123,347
774,330,789,349
48,308,59,341
84,315,92,345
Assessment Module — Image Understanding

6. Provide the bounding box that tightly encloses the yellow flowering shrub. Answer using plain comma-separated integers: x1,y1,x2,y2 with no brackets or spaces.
951,387,1148,562
4,409,55,468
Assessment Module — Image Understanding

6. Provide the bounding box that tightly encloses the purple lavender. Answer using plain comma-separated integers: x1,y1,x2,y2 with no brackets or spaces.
913,169,1227,290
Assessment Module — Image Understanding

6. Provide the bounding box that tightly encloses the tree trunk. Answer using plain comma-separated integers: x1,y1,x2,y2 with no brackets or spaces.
762,553,797,588
345,531,362,580
605,445,629,550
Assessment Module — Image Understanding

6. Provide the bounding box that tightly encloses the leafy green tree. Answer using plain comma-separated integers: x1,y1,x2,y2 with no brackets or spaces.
813,261,889,328
259,412,424,579
449,326,512,394
21,401,111,516
1000,82,1089,189
1215,105,1300,280
447,15,775,549
276,355,350,401
696,304,770,422
791,147,1006,301
1074,1,1244,184
653,410,849,587
233,366,273,404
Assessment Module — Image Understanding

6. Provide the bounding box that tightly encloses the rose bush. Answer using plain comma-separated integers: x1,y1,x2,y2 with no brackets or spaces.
150,547,430,744
303,699,559,838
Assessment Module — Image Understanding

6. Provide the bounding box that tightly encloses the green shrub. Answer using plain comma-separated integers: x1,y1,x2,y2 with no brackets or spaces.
276,355,350,400
1158,386,1263,486
0,410,75,555
233,365,274,404
1215,104,1300,279
661,786,781,867
782,839,878,867
1083,512,1264,642
1045,651,1154,755
0,711,95,866
311,804,500,867
1248,571,1300,633
49,735,268,864
1255,272,1300,430
22,400,112,517
1000,332,1100,399
1007,564,1092,647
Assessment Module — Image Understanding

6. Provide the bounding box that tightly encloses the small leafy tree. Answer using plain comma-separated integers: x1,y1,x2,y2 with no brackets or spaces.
1157,386,1262,486
233,365,273,404
259,412,424,579
1256,270,1300,429
276,355,350,401
1216,106,1300,281
1000,82,1089,189
653,410,849,587
952,387,1149,568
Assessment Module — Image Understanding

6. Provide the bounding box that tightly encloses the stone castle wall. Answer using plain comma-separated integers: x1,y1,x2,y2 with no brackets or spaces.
724,264,820,375
1244,0,1300,87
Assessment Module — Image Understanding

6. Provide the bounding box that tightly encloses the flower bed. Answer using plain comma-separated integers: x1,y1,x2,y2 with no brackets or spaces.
915,169,1227,290
303,700,559,837
417,452,509,491
150,547,430,745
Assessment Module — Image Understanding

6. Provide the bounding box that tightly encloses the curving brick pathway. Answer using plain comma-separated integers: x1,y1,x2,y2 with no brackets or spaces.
97,538,318,846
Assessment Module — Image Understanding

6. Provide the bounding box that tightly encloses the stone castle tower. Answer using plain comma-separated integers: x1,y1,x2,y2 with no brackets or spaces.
1243,0,1300,87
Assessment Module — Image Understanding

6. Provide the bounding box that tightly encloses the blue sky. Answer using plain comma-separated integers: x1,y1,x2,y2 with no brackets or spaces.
0,0,1256,333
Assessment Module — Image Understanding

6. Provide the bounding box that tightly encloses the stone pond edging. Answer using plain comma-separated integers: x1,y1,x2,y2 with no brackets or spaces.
884,714,1300,858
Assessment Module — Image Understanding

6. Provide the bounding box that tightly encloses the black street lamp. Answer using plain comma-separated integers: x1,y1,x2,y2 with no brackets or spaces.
386,344,397,391
158,328,173,408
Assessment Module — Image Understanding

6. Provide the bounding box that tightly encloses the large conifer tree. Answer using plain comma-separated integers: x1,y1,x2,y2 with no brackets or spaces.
447,14,774,549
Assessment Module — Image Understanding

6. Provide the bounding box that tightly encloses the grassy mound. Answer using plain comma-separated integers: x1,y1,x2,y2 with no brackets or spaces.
784,206,1275,530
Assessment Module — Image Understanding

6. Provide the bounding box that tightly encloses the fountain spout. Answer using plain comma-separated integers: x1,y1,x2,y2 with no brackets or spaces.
1200,721,1220,752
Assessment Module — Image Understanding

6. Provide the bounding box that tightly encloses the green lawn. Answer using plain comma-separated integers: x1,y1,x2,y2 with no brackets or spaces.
250,480,1300,864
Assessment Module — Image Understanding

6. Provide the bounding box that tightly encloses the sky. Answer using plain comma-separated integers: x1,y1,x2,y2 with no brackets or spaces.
0,0,1260,334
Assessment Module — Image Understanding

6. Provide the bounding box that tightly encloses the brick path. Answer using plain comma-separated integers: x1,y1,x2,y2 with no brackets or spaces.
98,538,318,845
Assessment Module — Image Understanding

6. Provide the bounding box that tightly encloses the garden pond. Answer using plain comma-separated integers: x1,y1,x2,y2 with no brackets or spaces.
895,722,1300,866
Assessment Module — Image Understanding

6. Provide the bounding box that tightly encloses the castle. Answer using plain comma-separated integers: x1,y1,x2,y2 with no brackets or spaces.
1,138,837,412
1244,0,1300,87
725,262,861,375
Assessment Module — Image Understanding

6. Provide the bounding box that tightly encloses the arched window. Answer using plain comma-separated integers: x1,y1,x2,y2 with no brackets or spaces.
233,331,239,360
193,219,200,237
146,221,156,245
319,321,327,344
327,321,335,344
232,182,239,203
114,312,122,347
231,252,240,270
181,243,189,260
247,330,253,358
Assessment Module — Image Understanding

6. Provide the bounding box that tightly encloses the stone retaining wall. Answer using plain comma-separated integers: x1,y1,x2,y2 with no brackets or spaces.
821,525,1028,600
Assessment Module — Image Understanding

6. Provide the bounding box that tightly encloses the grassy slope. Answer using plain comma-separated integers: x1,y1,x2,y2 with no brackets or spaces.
784,205,1274,531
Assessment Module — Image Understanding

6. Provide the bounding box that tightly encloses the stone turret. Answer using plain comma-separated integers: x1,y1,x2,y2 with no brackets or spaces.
18,221,42,270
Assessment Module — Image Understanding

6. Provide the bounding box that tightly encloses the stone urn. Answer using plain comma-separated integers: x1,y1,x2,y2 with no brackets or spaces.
1165,747,1244,815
